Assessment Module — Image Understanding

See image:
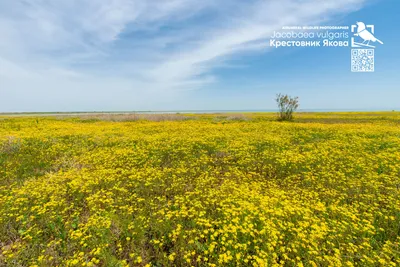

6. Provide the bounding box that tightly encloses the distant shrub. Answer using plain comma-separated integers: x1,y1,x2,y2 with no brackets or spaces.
276,94,299,121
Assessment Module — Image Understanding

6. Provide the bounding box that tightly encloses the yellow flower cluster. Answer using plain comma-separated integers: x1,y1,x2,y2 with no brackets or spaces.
1,113,399,266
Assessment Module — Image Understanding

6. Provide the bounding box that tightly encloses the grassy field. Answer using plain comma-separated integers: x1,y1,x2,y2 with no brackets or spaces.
1,112,399,266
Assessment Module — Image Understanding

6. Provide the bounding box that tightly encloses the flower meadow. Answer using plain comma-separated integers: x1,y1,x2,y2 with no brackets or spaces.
0,113,399,267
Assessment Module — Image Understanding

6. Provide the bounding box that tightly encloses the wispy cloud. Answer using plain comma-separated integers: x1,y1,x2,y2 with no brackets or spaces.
0,0,365,111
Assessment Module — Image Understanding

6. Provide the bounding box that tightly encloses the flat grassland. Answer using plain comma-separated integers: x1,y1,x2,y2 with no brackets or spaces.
1,112,399,266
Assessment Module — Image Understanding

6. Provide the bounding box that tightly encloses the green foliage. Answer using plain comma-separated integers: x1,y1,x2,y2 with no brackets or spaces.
276,93,299,121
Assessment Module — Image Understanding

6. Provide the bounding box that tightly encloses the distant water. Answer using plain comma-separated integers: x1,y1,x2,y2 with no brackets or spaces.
1,108,398,116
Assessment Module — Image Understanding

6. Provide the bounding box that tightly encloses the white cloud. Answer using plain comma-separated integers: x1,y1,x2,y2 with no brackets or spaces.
0,0,365,111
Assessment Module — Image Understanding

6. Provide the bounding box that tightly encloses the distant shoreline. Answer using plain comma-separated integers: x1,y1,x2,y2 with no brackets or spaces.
0,109,398,116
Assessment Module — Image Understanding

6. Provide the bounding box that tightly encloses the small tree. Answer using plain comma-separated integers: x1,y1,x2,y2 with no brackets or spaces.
276,93,299,121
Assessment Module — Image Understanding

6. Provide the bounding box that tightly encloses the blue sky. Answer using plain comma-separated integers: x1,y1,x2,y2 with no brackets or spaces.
0,0,399,112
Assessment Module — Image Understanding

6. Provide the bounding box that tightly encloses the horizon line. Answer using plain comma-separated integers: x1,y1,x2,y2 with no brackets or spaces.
1,108,399,115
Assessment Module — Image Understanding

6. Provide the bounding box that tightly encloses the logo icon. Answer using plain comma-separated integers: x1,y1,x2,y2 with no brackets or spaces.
350,22,383,72
351,22,383,48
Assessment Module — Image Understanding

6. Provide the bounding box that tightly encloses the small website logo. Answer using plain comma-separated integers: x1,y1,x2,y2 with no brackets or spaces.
351,22,384,48
267,22,384,72
351,22,383,72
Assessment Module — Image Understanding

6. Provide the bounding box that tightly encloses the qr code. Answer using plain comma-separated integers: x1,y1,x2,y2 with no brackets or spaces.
351,49,374,72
